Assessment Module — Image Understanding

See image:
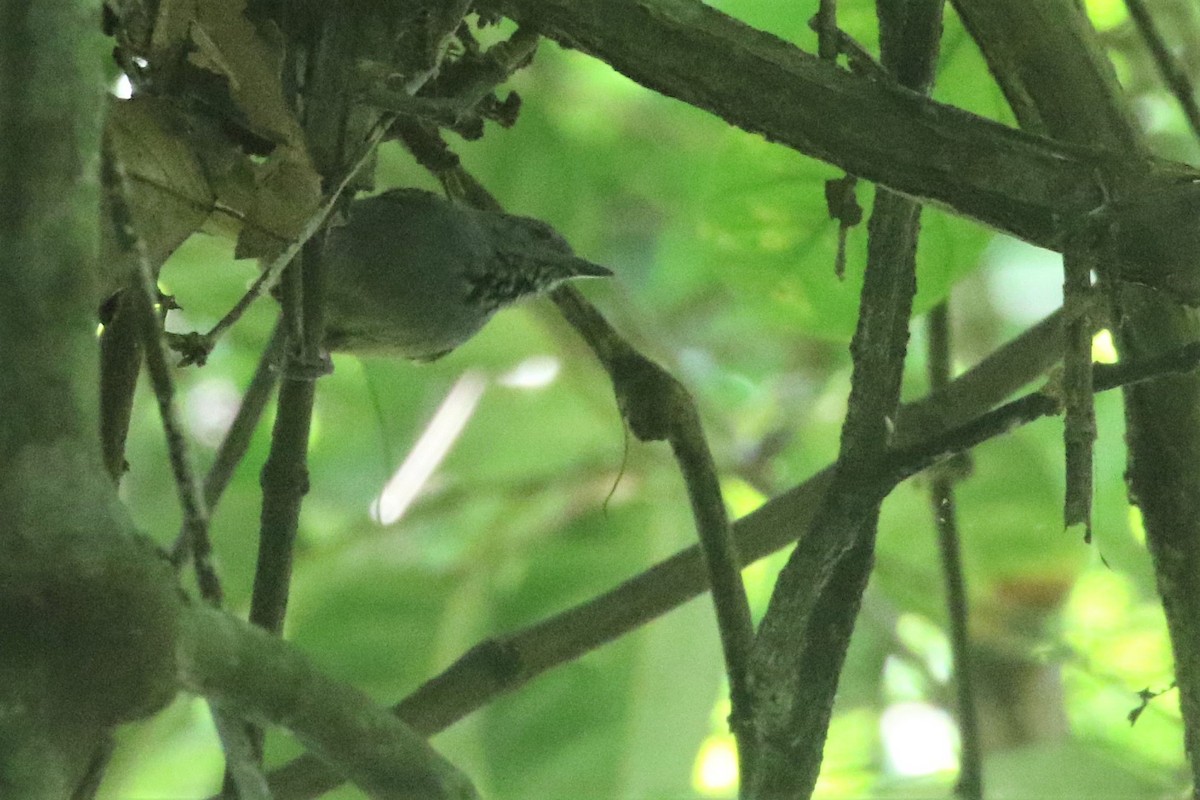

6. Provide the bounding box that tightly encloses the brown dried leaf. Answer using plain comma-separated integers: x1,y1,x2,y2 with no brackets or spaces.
234,152,324,260
101,96,215,298
187,0,302,150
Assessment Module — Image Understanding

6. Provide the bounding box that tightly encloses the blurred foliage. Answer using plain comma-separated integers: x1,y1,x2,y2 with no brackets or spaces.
98,0,1199,797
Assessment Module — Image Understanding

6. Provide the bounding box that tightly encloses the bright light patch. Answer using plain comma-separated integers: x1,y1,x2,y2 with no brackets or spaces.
497,355,560,389
1092,329,1118,364
184,377,241,448
1134,94,1177,135
371,371,487,525
1084,0,1128,31
113,73,134,99
985,240,1062,325
1128,503,1146,545
880,701,959,777
895,613,952,684
1068,569,1133,631
1111,630,1173,678
883,654,927,702
720,477,767,518
692,734,738,796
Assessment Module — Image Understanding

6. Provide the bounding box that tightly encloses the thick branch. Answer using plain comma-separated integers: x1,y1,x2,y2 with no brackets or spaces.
257,334,1200,799
0,3,181,797
486,0,1154,250
179,604,478,800
485,0,1200,302
953,0,1200,784
745,2,937,790
259,305,1074,799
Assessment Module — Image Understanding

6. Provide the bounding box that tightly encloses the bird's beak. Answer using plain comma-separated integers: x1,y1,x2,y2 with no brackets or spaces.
568,257,613,278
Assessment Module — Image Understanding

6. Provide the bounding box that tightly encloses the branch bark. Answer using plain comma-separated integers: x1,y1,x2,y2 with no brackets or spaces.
484,0,1200,303
258,304,1079,799
0,3,181,796
179,604,478,800
952,0,1200,786
745,2,940,793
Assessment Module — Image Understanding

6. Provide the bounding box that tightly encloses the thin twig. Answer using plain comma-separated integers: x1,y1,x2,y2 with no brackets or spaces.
926,302,982,800
252,328,1200,800
883,340,1200,485
206,319,287,507
810,2,862,282
169,318,285,564
1123,0,1200,141
104,148,270,799
104,149,223,605
168,117,392,366
365,26,539,128
551,286,758,774
247,288,317,639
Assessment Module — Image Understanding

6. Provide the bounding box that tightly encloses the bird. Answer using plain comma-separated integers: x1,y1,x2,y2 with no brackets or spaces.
321,188,611,360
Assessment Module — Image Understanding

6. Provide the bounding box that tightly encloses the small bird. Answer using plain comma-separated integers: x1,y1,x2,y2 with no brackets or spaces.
321,188,611,360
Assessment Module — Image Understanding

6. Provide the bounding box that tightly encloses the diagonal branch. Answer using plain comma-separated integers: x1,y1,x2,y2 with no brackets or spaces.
551,287,757,771
254,303,1098,800
258,333,1200,800
484,0,1200,301
487,0,1168,244
745,2,941,793
179,603,478,800
953,0,1200,787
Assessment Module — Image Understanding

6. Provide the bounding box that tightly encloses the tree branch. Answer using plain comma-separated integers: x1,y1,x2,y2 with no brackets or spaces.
0,3,181,797
260,333,1200,799
490,0,1200,273
925,303,983,800
952,0,1200,786
255,302,1102,799
179,604,478,800
551,287,757,771
745,2,939,792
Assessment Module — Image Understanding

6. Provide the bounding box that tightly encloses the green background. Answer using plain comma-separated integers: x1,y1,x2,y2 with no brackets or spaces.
100,1,1196,796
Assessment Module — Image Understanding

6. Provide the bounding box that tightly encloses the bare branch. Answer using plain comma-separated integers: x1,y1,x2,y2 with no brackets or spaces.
179,604,479,800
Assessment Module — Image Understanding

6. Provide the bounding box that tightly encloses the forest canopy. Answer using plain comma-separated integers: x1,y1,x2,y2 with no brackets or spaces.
4,0,1200,798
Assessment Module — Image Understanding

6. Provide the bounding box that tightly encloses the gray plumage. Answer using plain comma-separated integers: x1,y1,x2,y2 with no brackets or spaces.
322,189,610,360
